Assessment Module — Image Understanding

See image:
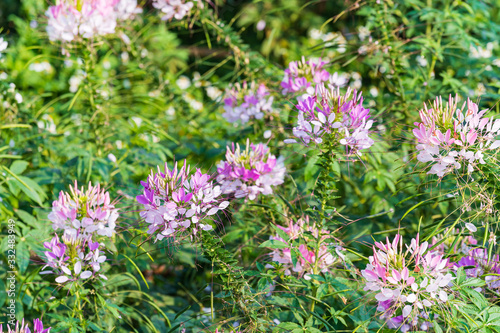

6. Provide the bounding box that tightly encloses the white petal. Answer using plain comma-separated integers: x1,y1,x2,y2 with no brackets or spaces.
74,261,81,275
55,276,69,283
80,271,92,279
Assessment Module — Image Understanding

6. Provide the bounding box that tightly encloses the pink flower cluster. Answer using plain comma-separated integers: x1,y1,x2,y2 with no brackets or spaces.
284,86,374,155
136,161,229,241
216,140,286,200
413,95,500,177
153,0,200,21
1,319,50,333
281,57,330,96
266,217,344,279
222,82,274,124
362,234,453,332
48,181,118,242
46,0,141,42
41,234,107,285
455,248,500,290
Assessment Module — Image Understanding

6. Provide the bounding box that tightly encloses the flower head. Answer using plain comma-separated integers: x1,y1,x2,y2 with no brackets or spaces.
136,160,229,241
362,234,454,331
153,0,200,21
40,234,107,284
0,318,51,333
48,181,118,242
285,85,374,155
281,57,330,96
266,217,344,279
216,140,285,200
222,82,274,124
413,95,500,177
455,248,500,290
45,0,141,42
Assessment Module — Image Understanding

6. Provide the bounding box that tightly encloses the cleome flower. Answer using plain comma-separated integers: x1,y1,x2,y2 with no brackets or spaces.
362,234,454,332
48,181,118,242
281,57,330,96
222,82,274,125
153,0,200,21
136,160,229,241
413,95,500,177
284,85,374,155
45,0,141,42
40,233,108,284
1,318,51,333
266,217,345,280
216,140,286,200
454,247,500,290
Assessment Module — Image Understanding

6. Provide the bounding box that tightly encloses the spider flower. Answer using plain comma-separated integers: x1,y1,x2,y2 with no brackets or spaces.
136,161,229,241
1,319,51,333
281,57,330,96
362,234,454,332
40,234,107,284
46,0,141,42
153,0,200,21
216,140,286,200
455,248,500,290
413,95,500,177
266,217,344,279
284,85,374,155
222,82,274,124
48,181,118,241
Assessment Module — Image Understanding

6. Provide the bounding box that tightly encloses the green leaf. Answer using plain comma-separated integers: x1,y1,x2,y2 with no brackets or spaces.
10,161,28,175
259,239,289,249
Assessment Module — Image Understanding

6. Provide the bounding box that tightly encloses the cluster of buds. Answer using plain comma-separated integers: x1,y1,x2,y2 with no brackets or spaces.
45,0,141,42
413,95,500,177
216,140,286,200
284,86,374,155
48,181,118,243
222,82,274,124
266,217,344,280
0,319,50,333
280,57,330,96
362,234,454,332
136,161,230,241
153,0,200,21
40,234,107,285
454,248,500,290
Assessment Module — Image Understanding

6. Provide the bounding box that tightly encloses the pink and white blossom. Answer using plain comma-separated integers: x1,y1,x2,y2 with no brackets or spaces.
1,318,51,333
285,85,375,155
266,217,344,279
153,0,200,21
136,161,229,241
413,95,500,177
48,181,118,242
40,234,108,284
222,82,274,124
281,57,330,96
362,234,453,331
216,140,285,200
46,0,141,42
